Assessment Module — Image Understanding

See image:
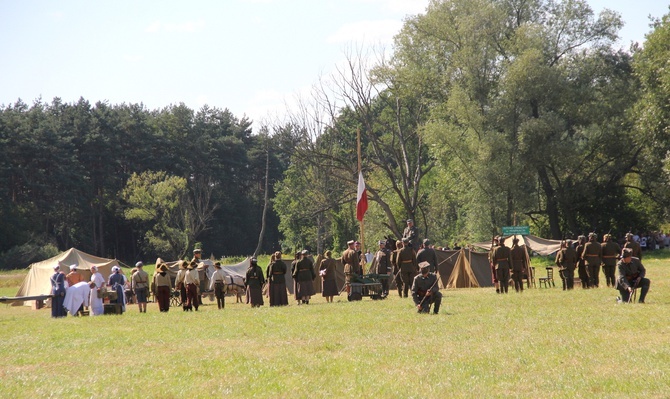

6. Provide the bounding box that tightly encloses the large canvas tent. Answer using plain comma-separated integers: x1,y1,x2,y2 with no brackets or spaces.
436,249,493,288
472,234,562,256
14,248,119,307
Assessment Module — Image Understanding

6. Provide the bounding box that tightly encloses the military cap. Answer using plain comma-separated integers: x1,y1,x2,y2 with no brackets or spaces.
418,261,431,270
301,249,309,255
423,239,431,245
378,240,386,245
406,219,413,223
625,233,633,238
135,261,143,267
622,248,633,258
193,248,202,253
588,232,597,239
250,258,257,264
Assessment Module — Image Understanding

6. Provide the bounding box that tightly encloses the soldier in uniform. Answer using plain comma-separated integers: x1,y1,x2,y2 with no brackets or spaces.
601,234,621,288
391,239,404,297
490,236,511,294
489,237,501,293
131,261,149,313
403,219,420,252
510,237,527,293
293,250,316,304
397,237,418,298
582,233,602,288
192,249,206,306
575,235,590,288
617,248,650,303
342,240,360,293
623,233,642,259
411,261,442,314
416,239,438,273
374,240,391,298
245,258,265,307
555,240,577,290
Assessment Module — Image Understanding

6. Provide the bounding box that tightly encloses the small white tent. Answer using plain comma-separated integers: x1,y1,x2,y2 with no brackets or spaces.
14,248,119,307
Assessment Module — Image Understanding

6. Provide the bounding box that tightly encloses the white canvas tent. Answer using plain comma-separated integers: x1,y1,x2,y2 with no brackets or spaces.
472,234,562,256
14,248,119,307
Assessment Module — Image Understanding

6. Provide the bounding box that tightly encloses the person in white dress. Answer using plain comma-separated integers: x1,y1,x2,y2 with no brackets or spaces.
89,265,105,316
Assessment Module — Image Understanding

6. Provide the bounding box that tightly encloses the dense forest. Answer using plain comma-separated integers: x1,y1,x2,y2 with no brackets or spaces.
2,0,670,269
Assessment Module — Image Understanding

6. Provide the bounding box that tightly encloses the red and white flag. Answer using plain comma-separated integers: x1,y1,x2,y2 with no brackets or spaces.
356,171,368,222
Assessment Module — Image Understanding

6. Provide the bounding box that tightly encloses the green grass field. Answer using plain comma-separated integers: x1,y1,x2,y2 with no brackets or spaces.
1,254,669,398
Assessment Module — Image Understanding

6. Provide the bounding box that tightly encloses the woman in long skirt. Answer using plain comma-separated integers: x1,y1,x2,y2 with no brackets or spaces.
320,250,339,303
245,258,265,307
267,252,288,306
89,265,105,316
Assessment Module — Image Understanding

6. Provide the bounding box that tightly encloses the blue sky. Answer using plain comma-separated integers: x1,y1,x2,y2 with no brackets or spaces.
1,0,667,127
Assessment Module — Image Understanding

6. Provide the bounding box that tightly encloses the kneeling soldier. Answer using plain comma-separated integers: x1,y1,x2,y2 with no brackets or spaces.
412,261,442,314
617,248,650,303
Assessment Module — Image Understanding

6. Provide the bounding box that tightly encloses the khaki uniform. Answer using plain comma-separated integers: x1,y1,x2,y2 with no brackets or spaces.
617,257,650,303
132,269,149,303
375,248,391,297
402,225,420,251
555,246,577,290
623,240,642,259
582,241,602,287
390,247,403,297
510,244,526,292
397,246,417,298
575,242,589,288
342,248,360,285
491,245,511,294
411,272,442,314
601,241,621,287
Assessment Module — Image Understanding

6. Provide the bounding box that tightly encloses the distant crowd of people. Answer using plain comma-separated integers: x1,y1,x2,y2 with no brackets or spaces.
48,219,654,318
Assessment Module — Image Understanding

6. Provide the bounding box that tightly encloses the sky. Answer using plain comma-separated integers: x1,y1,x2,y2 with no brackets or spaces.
1,0,668,127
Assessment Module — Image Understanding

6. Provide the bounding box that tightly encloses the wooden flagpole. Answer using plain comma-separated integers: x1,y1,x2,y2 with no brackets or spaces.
357,128,365,274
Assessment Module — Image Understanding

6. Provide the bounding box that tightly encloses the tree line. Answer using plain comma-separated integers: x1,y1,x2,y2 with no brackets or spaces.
2,0,670,268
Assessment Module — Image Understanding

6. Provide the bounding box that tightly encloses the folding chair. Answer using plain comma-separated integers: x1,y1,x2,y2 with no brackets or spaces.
524,266,536,289
538,267,555,288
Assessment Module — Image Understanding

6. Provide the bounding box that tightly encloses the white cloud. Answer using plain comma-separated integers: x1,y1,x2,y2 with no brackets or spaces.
49,11,65,21
327,19,403,44
144,19,206,33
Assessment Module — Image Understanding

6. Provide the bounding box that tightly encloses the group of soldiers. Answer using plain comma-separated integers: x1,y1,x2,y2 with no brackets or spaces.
341,219,442,314
488,232,651,303
553,232,650,302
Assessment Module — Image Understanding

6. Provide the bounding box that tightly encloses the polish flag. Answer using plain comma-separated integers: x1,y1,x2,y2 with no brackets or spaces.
356,171,368,222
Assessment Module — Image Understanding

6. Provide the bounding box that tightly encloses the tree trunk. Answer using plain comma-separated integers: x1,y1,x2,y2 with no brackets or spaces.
253,150,270,257
537,166,561,239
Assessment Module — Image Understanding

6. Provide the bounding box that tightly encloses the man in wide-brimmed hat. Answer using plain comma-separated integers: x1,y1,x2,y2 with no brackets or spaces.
131,261,149,313
184,261,200,311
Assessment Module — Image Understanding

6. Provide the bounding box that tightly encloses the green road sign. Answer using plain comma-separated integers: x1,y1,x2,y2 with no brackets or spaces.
502,226,530,236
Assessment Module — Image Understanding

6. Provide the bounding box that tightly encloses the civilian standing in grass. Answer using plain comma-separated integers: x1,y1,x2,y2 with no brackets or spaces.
131,261,149,313
154,263,172,312
210,262,226,310
293,250,316,305
175,261,189,311
184,261,200,311
108,266,126,313
267,252,288,306
319,250,338,303
50,264,67,318
245,258,265,307
89,265,105,316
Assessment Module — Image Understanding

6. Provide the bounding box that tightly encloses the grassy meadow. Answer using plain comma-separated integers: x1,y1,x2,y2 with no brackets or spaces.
1,253,669,398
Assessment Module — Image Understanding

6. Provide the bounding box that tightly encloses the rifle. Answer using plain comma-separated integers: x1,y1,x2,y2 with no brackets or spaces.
627,276,641,304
